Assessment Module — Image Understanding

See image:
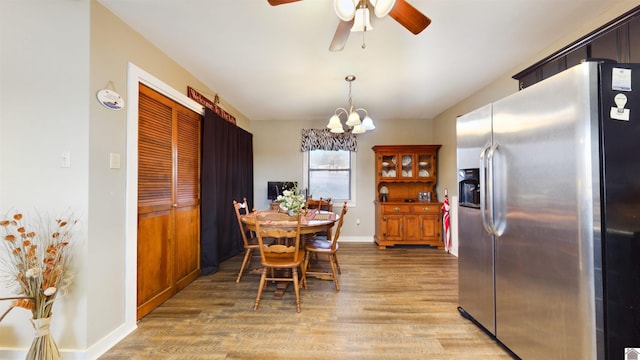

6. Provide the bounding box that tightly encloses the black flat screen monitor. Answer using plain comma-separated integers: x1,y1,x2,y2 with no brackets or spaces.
267,181,297,200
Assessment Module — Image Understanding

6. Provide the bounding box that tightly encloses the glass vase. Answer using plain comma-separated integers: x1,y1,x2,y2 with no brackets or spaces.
26,317,60,360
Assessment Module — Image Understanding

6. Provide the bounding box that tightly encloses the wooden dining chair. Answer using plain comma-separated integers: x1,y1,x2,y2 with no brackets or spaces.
302,201,347,291
253,210,306,312
306,197,333,213
233,198,261,283
305,197,332,241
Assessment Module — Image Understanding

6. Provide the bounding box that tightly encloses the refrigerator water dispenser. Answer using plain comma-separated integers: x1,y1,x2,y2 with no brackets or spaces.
458,168,480,208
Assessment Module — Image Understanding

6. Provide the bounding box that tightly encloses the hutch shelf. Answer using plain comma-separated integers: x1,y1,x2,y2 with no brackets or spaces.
372,145,443,249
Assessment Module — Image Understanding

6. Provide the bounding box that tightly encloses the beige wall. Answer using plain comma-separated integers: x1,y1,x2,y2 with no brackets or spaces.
1,1,251,358
88,1,251,356
0,0,91,352
252,118,434,239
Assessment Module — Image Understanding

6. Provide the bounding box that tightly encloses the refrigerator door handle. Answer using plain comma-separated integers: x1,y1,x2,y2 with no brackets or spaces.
487,143,500,236
479,143,492,234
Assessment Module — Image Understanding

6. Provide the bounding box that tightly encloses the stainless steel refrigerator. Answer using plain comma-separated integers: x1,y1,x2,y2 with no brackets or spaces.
456,61,640,360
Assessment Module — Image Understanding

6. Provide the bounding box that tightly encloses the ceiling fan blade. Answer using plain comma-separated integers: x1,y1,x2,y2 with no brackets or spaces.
267,0,302,5
329,19,354,52
388,0,431,35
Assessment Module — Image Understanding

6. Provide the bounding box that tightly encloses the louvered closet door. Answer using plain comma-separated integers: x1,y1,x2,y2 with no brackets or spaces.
137,84,201,320
174,103,201,290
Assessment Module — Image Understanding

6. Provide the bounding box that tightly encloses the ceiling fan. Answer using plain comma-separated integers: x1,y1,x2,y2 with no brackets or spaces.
267,0,431,51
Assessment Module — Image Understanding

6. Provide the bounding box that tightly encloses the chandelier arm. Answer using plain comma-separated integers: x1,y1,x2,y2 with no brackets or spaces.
334,107,349,118
355,108,368,116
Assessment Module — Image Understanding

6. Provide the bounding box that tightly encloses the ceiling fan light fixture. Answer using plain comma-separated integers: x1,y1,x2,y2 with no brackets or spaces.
275,0,431,51
334,0,357,21
351,5,373,32
370,0,396,17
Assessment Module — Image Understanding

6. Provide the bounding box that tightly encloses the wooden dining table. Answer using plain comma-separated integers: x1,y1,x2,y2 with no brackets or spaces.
241,209,337,240
241,209,338,298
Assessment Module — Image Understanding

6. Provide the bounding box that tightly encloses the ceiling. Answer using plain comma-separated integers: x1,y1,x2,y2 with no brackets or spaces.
98,0,623,124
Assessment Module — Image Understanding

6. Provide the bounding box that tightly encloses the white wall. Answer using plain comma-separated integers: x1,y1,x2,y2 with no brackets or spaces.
0,0,90,354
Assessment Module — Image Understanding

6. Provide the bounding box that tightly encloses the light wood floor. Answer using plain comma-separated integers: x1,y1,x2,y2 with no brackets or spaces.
100,243,515,360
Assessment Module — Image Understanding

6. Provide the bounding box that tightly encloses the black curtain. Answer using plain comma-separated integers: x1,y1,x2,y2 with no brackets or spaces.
200,107,254,275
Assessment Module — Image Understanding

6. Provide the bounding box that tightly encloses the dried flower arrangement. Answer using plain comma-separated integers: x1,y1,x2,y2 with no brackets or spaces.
0,211,77,360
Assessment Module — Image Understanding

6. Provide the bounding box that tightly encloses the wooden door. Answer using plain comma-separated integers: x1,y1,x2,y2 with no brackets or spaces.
419,215,440,239
174,107,201,289
137,84,200,319
382,215,403,241
403,214,421,242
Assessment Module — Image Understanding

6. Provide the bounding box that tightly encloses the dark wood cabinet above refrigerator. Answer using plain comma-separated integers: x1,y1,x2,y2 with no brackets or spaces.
514,6,640,89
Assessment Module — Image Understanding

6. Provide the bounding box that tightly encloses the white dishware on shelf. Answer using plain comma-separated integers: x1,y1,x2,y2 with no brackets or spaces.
382,161,390,167
402,158,411,166
388,169,396,176
419,170,429,177
419,161,428,166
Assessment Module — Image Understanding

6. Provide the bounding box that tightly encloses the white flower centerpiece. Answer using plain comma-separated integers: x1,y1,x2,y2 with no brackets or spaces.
0,211,77,360
276,186,306,216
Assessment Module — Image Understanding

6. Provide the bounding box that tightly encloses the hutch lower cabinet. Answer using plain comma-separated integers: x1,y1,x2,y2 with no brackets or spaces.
372,145,443,249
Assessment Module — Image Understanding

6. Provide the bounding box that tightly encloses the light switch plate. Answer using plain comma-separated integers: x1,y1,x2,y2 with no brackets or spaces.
110,152,121,169
61,152,71,168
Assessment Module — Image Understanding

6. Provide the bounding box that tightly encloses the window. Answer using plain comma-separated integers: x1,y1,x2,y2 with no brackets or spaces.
304,150,356,204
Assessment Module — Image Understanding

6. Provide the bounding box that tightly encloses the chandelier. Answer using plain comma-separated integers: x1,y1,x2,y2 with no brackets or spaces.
327,75,375,134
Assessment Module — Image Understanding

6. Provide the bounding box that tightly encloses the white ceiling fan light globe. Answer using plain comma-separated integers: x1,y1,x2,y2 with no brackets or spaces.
334,0,357,21
370,0,396,17
351,6,373,32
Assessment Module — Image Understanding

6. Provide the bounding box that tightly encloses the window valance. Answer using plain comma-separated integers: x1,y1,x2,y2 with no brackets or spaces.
300,128,357,152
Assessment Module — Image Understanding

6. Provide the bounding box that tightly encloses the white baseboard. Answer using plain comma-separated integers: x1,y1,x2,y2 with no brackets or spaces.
0,349,26,359
84,321,137,359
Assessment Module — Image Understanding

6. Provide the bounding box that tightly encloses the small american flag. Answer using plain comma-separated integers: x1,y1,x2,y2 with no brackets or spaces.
441,190,451,252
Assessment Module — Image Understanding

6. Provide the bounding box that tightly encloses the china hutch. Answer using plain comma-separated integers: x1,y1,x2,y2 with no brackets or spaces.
372,145,443,249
